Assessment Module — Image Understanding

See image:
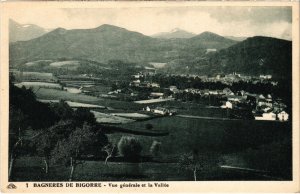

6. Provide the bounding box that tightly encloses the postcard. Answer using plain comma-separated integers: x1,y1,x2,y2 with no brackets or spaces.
0,1,299,193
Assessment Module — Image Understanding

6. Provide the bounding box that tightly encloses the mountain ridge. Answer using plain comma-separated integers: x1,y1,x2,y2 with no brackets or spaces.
9,19,49,42
9,24,291,78
9,24,236,66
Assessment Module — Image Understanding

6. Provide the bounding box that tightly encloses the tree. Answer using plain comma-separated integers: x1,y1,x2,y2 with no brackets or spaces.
145,123,153,130
178,150,220,181
50,100,73,121
73,108,96,126
8,107,26,180
50,122,107,181
102,143,117,165
117,136,142,162
50,123,93,181
33,121,74,174
150,140,161,157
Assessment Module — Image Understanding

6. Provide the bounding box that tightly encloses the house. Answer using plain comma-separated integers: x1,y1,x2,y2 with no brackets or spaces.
169,86,178,92
150,83,160,88
257,98,272,107
258,94,266,99
255,112,276,121
145,106,151,112
150,92,164,98
209,90,219,95
223,88,234,95
277,111,289,121
262,106,272,113
130,92,138,97
153,107,169,115
226,95,245,102
221,101,233,109
132,74,143,79
130,80,141,86
206,48,217,53
260,75,272,79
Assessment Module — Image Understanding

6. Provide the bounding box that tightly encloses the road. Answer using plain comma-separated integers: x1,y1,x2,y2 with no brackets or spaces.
176,114,240,121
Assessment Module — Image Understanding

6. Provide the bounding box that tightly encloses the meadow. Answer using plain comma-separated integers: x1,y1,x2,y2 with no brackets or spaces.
112,116,292,179
91,111,135,124
15,72,57,82
15,82,61,89
35,88,143,110
115,117,291,155
12,155,282,181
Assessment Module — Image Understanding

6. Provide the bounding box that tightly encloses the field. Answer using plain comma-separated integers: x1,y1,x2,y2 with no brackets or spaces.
91,111,135,124
49,61,80,67
149,62,167,69
111,115,292,179
119,116,291,154
111,113,150,119
12,71,57,82
134,98,174,104
15,82,61,89
24,60,53,66
35,88,143,110
66,101,106,108
13,155,281,182
35,88,99,102
63,87,81,94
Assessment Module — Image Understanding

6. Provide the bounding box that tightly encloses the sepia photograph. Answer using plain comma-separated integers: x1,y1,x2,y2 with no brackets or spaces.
0,1,299,193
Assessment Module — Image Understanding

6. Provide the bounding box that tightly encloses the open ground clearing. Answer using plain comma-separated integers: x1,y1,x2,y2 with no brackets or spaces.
91,111,135,124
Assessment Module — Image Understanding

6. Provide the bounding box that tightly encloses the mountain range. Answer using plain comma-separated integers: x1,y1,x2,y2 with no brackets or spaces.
9,24,237,65
9,22,292,78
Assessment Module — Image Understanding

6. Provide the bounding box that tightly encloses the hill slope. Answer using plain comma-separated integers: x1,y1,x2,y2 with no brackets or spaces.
9,19,49,42
162,36,292,79
188,31,237,50
208,36,292,78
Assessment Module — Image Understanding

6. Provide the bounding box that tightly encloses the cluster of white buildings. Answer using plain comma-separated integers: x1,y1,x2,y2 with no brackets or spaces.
144,106,175,116
219,90,289,121
254,111,289,121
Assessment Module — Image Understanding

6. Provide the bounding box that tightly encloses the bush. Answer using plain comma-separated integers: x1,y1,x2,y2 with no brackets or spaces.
150,140,161,157
118,136,142,161
145,123,153,130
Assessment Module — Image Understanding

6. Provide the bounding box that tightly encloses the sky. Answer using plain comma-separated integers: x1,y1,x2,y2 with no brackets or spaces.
9,6,292,40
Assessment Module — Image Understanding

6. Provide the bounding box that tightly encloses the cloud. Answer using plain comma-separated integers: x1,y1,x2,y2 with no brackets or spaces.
208,6,292,24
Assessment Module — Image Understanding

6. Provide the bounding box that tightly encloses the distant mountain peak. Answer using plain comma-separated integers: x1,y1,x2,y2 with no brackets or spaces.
189,31,233,43
51,27,67,34
9,19,48,42
198,31,223,38
94,24,126,31
170,28,189,33
55,27,66,31
152,28,195,39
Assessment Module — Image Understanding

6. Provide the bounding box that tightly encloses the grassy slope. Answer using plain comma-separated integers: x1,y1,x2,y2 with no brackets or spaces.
35,88,142,110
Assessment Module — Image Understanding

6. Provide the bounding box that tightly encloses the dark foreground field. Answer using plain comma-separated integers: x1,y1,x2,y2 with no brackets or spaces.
12,156,284,181
12,116,292,181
